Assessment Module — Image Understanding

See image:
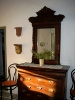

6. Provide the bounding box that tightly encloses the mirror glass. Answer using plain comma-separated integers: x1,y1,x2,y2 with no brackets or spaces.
37,28,55,60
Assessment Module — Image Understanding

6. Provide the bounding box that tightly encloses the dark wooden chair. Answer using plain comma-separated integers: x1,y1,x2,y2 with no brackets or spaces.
0,63,18,100
70,69,75,100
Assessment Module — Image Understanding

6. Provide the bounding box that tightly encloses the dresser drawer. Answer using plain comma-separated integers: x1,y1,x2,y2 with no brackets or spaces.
19,72,62,87
18,86,61,100
21,83,61,97
19,74,61,98
18,85,55,100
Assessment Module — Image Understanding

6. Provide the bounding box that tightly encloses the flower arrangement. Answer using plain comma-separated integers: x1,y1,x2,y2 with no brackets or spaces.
32,49,52,60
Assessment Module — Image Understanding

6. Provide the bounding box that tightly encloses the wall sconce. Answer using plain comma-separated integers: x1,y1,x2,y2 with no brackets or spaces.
14,44,22,54
15,27,22,37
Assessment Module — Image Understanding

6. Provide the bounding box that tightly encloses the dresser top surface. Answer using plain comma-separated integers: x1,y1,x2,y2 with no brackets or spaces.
16,62,70,72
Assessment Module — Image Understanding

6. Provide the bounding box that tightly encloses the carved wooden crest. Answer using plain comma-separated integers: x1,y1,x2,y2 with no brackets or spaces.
29,6,65,24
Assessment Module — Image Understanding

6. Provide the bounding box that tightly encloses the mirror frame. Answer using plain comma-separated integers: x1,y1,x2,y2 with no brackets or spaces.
29,6,65,65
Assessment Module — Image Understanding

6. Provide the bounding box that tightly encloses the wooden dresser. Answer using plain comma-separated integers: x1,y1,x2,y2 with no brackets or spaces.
17,63,69,100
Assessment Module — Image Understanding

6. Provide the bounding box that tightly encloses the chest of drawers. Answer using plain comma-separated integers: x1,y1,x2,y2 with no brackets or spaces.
17,64,69,100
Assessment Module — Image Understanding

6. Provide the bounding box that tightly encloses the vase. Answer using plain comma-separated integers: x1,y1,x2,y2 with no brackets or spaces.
39,59,44,66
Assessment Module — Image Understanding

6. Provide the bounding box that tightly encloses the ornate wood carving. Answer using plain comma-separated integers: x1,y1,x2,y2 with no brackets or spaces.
29,6,65,24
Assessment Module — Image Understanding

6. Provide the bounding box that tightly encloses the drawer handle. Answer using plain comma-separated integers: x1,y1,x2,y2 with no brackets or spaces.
38,78,41,81
37,94,41,97
27,86,31,89
49,89,54,93
26,94,31,96
22,89,26,93
37,86,42,90
20,77,23,81
26,78,31,80
49,98,53,100
49,80,54,83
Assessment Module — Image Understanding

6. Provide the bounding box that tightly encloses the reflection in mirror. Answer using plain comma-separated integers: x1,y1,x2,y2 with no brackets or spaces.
37,28,55,60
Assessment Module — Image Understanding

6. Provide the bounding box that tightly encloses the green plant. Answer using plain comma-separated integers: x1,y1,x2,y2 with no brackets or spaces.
32,49,52,60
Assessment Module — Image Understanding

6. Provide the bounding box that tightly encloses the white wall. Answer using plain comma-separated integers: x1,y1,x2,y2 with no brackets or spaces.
0,0,75,99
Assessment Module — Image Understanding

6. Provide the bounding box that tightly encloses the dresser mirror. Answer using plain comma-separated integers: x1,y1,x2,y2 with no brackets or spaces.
29,6,65,65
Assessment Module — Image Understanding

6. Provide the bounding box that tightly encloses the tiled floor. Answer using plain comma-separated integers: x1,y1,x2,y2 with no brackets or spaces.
0,90,18,100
